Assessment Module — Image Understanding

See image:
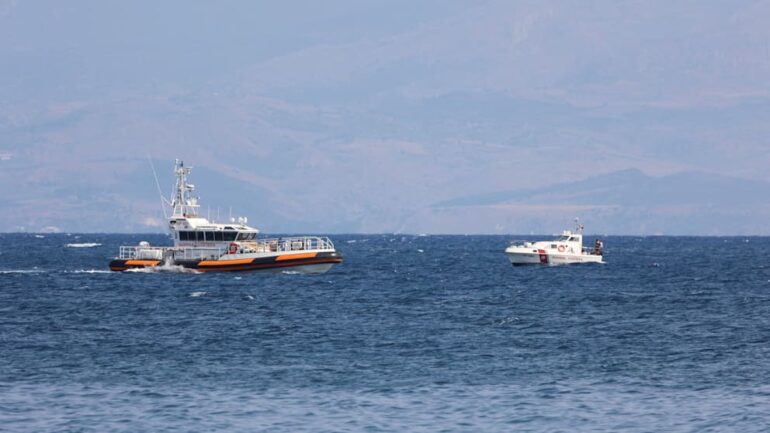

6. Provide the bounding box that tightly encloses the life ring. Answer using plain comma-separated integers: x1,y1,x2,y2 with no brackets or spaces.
558,245,565,252
228,243,239,254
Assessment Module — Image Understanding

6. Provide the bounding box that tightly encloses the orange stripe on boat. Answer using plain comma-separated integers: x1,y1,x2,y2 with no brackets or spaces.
195,257,340,272
124,260,161,266
276,252,317,261
197,258,255,267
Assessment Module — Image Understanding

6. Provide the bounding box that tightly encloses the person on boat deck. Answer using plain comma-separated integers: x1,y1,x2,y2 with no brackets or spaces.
592,239,603,256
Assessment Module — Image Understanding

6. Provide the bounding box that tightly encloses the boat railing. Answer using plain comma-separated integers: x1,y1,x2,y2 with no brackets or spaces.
172,247,225,261
118,246,166,260
249,236,335,253
118,236,334,260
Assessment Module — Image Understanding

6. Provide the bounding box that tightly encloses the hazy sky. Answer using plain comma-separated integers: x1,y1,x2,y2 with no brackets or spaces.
1,1,769,234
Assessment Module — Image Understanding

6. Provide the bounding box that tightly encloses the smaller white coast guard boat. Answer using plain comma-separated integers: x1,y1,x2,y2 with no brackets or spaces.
505,220,604,266
109,160,342,273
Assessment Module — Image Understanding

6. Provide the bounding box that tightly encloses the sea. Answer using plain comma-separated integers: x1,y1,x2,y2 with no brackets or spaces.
1,233,769,432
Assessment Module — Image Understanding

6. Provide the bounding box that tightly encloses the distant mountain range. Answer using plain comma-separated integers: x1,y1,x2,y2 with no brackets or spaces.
436,169,768,209
1,1,769,234
428,169,770,235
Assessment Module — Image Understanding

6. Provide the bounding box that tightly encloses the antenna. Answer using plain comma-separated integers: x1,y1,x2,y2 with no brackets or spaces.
574,218,584,234
148,156,168,220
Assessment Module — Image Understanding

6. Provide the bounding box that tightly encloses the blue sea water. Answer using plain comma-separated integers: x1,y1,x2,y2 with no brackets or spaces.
1,233,770,432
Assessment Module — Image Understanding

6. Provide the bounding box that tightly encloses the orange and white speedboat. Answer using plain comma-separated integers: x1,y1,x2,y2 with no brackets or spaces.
505,220,604,266
109,160,342,273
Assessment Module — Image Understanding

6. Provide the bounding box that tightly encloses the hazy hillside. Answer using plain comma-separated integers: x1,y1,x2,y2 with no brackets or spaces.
1,1,769,234
432,169,770,235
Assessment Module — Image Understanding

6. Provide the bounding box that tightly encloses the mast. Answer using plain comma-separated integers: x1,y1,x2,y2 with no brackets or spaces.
170,159,199,218
574,218,584,234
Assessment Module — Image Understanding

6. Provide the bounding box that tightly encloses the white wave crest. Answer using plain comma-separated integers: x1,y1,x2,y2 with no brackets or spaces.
68,269,112,274
0,269,45,274
189,291,207,297
125,263,200,274
65,243,102,248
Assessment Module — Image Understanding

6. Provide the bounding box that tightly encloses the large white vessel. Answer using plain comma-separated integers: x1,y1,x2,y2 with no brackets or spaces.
505,220,604,266
109,160,342,273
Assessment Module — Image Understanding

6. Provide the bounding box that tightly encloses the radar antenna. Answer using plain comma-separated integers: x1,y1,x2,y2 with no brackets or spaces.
170,159,200,218
574,218,584,234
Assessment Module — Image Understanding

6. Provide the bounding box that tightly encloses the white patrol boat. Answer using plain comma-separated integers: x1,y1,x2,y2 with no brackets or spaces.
505,220,604,266
109,160,342,273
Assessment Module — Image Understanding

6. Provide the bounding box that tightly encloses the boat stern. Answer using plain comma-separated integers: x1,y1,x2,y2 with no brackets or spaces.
109,259,162,272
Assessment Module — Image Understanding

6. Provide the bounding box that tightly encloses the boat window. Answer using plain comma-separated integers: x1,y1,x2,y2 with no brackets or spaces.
248,233,256,240
237,232,248,241
196,231,204,242
223,231,237,241
568,237,577,242
214,231,224,241
179,231,187,241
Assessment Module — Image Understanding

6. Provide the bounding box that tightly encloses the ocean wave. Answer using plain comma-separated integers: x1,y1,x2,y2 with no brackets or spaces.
68,269,112,274
125,263,200,274
65,243,102,248
0,269,45,274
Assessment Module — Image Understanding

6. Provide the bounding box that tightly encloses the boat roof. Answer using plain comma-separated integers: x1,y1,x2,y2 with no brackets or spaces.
172,216,258,231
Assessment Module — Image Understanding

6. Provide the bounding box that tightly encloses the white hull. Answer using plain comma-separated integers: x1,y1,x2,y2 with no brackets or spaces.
505,247,603,266
273,263,336,274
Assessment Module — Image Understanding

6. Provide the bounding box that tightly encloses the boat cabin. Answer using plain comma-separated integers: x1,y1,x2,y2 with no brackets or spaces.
172,225,259,246
169,217,259,247
536,230,583,254
552,231,582,248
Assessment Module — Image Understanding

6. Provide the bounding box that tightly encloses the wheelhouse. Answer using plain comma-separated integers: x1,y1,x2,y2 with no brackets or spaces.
175,229,259,243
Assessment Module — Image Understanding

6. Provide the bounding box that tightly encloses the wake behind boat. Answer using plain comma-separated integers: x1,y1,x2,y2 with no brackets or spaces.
505,220,604,266
109,160,342,273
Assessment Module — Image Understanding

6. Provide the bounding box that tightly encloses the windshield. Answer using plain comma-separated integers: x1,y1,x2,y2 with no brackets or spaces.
236,232,257,241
